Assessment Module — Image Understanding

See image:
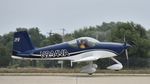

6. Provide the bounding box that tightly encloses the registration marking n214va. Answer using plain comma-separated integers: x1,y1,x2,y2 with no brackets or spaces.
40,49,69,58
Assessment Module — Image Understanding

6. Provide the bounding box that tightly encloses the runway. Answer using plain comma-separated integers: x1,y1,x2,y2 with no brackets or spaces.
0,74,150,84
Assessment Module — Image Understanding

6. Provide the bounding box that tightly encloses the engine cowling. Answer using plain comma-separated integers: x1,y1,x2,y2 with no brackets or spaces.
107,63,123,70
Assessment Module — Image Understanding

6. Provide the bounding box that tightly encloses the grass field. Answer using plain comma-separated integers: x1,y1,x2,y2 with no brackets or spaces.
0,68,150,75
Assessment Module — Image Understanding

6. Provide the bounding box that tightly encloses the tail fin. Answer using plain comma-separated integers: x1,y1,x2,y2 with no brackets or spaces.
12,31,34,55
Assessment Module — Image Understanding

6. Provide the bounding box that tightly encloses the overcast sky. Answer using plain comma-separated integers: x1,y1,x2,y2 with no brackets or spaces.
0,0,150,35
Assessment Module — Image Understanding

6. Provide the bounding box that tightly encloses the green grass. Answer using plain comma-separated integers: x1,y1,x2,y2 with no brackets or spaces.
0,68,79,73
0,68,150,74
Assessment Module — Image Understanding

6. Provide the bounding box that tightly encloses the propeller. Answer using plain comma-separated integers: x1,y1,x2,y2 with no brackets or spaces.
123,35,129,61
125,49,129,61
123,34,136,67
123,34,129,68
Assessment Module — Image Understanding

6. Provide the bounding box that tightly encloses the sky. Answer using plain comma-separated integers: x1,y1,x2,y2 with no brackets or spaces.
0,0,150,35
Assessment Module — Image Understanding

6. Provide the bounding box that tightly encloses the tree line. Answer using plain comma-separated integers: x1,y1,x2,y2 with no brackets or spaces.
0,21,150,69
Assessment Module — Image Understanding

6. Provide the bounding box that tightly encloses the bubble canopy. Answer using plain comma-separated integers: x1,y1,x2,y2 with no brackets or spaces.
68,37,100,48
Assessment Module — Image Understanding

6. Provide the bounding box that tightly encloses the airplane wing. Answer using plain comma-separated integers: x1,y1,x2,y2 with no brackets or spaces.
71,50,117,62
72,55,99,62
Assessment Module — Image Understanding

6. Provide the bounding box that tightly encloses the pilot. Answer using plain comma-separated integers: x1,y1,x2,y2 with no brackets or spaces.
79,40,86,49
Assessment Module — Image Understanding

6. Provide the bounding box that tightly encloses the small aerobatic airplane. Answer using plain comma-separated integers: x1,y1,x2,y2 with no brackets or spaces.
12,31,131,75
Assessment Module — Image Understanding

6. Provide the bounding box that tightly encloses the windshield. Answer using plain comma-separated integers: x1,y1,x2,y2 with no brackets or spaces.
68,37,100,49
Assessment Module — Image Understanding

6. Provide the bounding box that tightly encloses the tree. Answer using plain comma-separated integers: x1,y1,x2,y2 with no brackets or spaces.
28,27,46,47
147,30,150,39
0,43,11,67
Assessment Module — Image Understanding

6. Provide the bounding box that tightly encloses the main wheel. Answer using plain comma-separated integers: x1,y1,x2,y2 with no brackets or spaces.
88,73,93,75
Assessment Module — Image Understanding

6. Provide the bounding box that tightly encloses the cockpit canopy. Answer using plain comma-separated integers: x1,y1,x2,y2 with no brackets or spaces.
68,37,100,49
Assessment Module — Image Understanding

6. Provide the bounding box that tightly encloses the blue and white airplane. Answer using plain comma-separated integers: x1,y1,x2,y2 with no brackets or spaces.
12,31,131,75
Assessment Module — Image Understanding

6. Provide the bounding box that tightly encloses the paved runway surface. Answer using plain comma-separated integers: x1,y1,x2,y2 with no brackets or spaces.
0,75,150,84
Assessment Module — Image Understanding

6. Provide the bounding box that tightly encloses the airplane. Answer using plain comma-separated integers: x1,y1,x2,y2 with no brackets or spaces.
11,31,131,75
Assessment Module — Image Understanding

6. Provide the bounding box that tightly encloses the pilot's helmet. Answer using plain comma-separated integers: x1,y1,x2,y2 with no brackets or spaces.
80,39,86,44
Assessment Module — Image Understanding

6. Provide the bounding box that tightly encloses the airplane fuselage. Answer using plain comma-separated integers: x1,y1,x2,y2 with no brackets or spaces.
13,42,125,61
11,31,131,74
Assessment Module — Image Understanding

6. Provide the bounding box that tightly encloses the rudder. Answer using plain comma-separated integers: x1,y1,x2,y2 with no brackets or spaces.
12,31,34,55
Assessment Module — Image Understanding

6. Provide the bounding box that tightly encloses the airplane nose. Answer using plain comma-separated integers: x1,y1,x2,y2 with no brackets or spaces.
124,43,132,49
127,44,132,47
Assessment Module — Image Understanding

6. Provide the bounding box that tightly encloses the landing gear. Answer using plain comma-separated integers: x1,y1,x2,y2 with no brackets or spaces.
80,61,97,75
107,57,123,70
88,73,93,75
115,70,119,71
